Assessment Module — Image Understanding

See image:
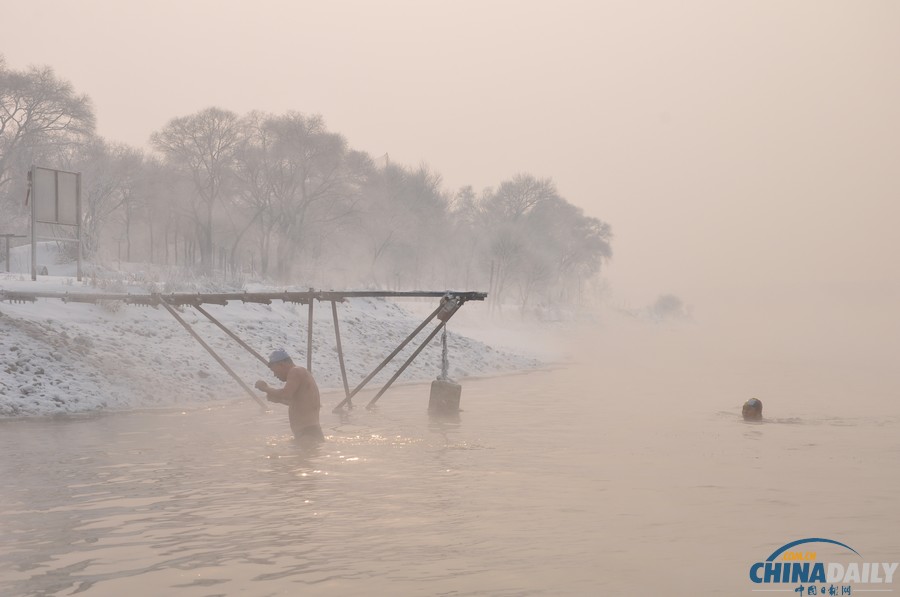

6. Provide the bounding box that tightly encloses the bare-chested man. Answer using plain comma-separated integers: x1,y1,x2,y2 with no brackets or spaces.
255,349,324,442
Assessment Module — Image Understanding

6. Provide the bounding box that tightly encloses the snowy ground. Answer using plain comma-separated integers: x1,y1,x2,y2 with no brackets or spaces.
0,244,547,417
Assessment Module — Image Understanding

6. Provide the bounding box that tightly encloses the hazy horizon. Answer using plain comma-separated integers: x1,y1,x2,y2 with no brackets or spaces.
4,0,899,314
3,5,900,590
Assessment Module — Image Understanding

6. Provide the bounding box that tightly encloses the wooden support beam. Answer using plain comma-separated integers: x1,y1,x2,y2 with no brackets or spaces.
193,304,268,366
2,289,488,414
366,298,465,409
159,298,268,410
366,322,445,409
239,291,272,305
331,300,350,402
0,289,488,306
332,303,443,413
307,290,314,372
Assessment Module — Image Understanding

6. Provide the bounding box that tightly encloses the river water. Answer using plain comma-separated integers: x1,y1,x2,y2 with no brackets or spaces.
1,319,899,596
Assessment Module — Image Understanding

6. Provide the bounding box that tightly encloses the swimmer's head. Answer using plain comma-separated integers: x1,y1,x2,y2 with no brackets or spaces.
267,349,291,366
742,398,763,421
267,349,294,381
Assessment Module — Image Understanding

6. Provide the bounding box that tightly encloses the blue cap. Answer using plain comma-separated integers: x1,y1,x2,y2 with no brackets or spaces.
267,349,291,366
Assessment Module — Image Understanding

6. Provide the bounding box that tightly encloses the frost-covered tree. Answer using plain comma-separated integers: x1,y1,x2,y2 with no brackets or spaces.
69,139,134,259
345,162,449,288
468,173,612,313
232,111,359,281
482,173,558,222
477,174,556,308
0,56,95,228
151,107,243,271
526,196,612,305
231,112,278,276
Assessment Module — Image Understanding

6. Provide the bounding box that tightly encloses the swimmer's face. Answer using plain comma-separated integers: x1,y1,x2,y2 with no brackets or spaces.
269,361,291,382
742,400,763,421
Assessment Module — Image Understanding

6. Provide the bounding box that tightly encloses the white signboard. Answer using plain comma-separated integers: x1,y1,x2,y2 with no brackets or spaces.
33,166,79,226
30,165,82,280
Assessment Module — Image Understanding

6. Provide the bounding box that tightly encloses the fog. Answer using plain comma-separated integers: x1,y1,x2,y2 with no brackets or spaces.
3,0,898,393
3,4,900,591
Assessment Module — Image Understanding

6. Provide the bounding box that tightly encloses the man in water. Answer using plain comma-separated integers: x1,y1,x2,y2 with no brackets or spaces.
255,349,324,442
742,398,763,421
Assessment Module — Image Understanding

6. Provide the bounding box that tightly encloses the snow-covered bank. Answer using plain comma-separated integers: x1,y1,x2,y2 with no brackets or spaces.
0,247,544,417
0,285,542,417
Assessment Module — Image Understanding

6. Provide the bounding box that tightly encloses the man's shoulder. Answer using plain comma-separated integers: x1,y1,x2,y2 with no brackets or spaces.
288,366,312,379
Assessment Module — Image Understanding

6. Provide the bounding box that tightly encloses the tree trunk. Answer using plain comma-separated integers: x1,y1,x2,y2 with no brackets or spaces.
124,201,132,262
148,218,154,264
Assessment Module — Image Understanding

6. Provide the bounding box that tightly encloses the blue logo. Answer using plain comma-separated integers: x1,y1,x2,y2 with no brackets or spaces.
749,538,897,594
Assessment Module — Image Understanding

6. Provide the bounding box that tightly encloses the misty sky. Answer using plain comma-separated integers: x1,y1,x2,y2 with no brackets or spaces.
5,0,899,311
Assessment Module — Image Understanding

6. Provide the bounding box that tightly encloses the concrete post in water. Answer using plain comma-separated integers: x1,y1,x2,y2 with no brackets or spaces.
429,379,461,413
429,323,461,413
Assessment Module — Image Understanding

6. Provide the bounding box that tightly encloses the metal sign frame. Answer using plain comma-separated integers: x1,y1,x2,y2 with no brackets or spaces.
30,165,82,281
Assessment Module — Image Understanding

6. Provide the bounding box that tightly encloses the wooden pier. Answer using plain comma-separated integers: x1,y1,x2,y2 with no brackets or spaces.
0,289,486,410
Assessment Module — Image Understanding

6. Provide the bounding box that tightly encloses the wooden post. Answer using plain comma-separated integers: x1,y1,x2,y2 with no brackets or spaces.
159,298,268,409
307,290,314,372
193,304,268,365
366,322,445,409
332,303,443,413
331,300,350,401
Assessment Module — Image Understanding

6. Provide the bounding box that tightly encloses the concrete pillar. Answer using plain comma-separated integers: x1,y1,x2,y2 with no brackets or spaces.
429,379,461,413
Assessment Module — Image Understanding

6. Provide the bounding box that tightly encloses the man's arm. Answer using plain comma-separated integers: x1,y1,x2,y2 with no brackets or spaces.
256,368,304,404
